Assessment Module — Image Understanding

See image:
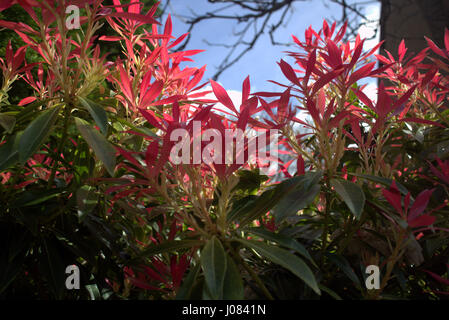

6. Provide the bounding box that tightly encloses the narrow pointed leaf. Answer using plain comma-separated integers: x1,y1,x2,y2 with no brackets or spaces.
200,237,227,300
0,113,16,133
19,106,60,163
176,264,201,300
75,117,116,176
0,132,21,170
248,228,316,266
78,97,108,135
272,171,322,223
237,239,320,295
330,178,365,219
139,240,203,257
223,254,244,299
348,173,409,195
326,253,361,288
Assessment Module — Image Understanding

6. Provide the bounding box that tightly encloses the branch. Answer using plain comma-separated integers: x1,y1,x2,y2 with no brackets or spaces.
166,0,381,80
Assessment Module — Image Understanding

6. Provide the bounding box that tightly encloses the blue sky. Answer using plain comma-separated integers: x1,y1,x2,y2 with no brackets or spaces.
163,0,380,95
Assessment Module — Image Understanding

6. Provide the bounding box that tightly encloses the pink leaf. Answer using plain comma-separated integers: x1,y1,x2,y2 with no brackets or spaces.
210,80,237,114
140,80,164,108
18,96,37,106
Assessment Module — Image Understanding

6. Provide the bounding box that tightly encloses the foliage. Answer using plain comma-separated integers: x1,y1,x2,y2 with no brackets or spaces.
0,0,448,300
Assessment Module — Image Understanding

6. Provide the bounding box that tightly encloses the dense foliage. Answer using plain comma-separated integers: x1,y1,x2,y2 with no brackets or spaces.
0,0,448,300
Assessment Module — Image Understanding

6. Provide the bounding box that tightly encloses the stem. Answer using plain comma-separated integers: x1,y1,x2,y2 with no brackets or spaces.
371,228,406,300
320,183,331,266
47,104,71,188
231,246,274,300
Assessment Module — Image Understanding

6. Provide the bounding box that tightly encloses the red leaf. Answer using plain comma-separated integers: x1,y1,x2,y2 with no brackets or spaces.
0,0,14,12
164,13,172,37
18,96,37,106
139,109,164,130
99,36,122,42
168,33,188,49
210,80,237,114
326,40,343,68
108,12,160,25
312,67,343,96
112,0,124,12
297,154,305,175
347,62,375,86
408,189,434,222
242,76,250,103
117,64,133,103
140,80,164,108
394,85,417,110
348,39,364,70
304,49,316,84
382,182,403,216
398,118,444,128
424,270,449,286
278,59,300,86
408,214,436,228
398,39,407,62
353,89,374,111
425,36,447,58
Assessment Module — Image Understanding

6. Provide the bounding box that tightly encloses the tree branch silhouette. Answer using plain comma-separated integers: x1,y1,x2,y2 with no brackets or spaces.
162,0,380,80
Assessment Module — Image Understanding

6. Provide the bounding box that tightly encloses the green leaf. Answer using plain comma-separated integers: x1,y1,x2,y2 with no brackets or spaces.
234,169,269,194
330,178,365,219
349,173,408,195
0,225,30,295
227,195,257,223
76,185,99,221
272,171,322,223
437,140,449,158
19,106,60,163
41,239,66,299
176,263,201,300
0,132,21,171
75,117,116,176
200,236,227,300
326,253,361,288
222,253,244,300
0,113,16,133
78,97,108,135
12,189,62,207
318,284,343,300
247,227,317,267
112,116,158,138
237,239,320,295
15,98,53,120
86,284,101,300
230,172,322,228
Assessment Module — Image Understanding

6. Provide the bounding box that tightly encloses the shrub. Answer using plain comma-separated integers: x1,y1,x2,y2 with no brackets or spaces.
0,0,448,300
